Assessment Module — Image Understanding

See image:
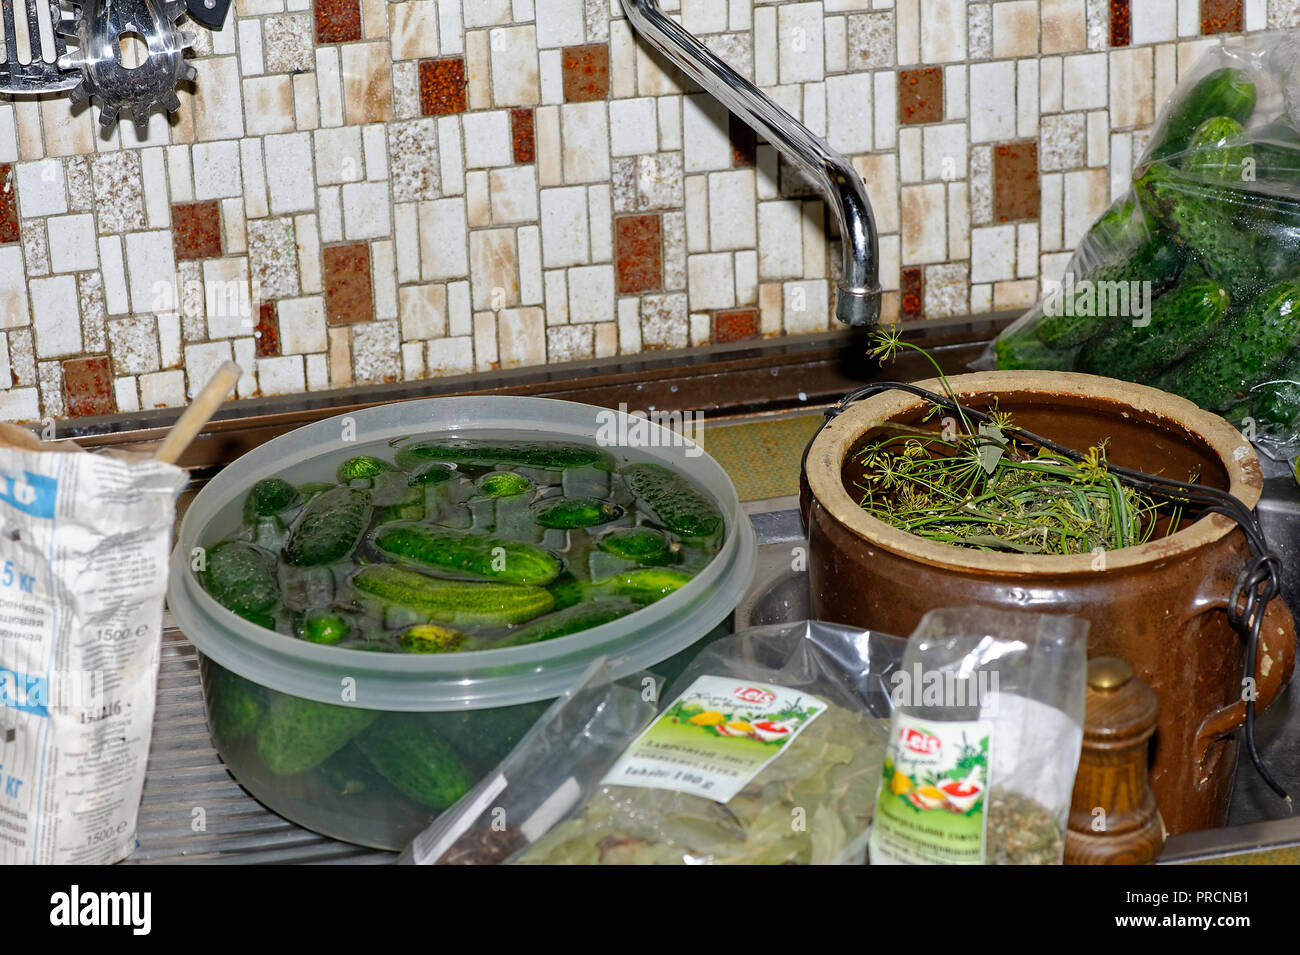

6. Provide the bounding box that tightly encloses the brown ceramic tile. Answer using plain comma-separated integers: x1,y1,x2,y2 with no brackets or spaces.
713,308,759,344
419,57,467,116
172,200,223,260
511,108,536,164
1201,0,1243,34
730,113,757,167
615,214,662,294
1109,0,1131,46
0,164,17,245
901,268,923,321
898,68,943,125
255,301,280,358
993,140,1040,222
561,44,610,103
323,243,374,325
62,356,115,417
314,0,362,44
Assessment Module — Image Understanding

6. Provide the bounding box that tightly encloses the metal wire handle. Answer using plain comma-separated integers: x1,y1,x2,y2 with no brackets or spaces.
805,380,1291,803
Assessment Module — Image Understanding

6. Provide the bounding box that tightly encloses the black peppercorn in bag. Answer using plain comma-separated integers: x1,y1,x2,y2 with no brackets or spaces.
868,608,1088,866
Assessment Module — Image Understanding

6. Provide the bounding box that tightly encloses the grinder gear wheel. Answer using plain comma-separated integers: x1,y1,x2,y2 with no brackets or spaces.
57,0,198,128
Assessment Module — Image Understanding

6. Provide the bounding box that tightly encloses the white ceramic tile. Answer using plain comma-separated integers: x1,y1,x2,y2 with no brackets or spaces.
1017,59,1039,137
1246,0,1266,30
277,296,327,353
306,354,329,390
970,225,1016,283
498,308,546,367
420,198,470,279
201,256,253,338
826,73,873,154
239,18,265,75
518,225,544,304
1132,0,1178,43
0,388,38,420
610,21,638,99
993,0,1038,58
47,215,98,274
257,355,305,394
1040,56,1063,113
427,336,474,376
1087,109,1109,166
1177,0,1199,36
487,165,540,224
314,126,364,185
1063,167,1109,248
1110,133,1133,201
825,16,848,73
1016,223,1038,279
317,186,342,243
920,0,966,62
707,170,757,251
947,183,969,260
754,5,778,86
684,174,708,253
1040,171,1063,251
0,105,17,164
491,26,541,107
437,115,465,195
854,153,899,232
184,341,235,399
1110,47,1154,129
899,183,946,264
391,1,441,59
874,71,896,148
801,200,826,278
240,138,269,218
969,61,1017,143
394,203,420,282
944,65,967,120
1062,53,1108,111
561,103,611,183
617,296,641,353
922,124,967,182
778,2,826,84
399,284,447,340
899,127,923,183
97,238,129,315
125,231,177,315
30,276,80,357
588,183,612,262
729,0,753,29
783,279,828,334
192,140,244,199
473,312,497,370
735,249,758,306
534,106,562,187
114,377,140,413
439,0,465,53
539,49,565,105
896,0,919,65
343,181,392,239
16,160,67,217
568,265,615,323
264,132,316,214
193,57,246,141
139,370,185,409
462,112,514,169
467,170,491,227
544,269,568,324
448,281,473,335
681,0,728,33
535,0,586,48
223,198,247,255
683,94,732,172
688,252,736,310
469,229,519,309
540,186,590,267
609,98,659,157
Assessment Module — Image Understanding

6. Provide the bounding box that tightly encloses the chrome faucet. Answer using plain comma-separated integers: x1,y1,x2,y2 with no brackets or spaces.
621,0,882,326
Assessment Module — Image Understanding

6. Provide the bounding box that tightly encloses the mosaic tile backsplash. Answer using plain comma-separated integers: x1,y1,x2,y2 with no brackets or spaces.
0,0,1290,421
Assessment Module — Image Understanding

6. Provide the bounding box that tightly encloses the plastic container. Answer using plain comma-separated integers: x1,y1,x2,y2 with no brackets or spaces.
167,396,757,849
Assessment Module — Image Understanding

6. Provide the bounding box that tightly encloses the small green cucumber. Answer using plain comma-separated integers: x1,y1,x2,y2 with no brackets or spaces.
208,668,265,739
490,599,642,648
1154,280,1300,410
476,471,533,497
1182,116,1251,182
1076,280,1229,382
355,715,473,810
256,695,380,776
408,463,455,486
338,455,396,482
1147,67,1256,163
371,522,562,585
546,570,585,611
352,565,554,627
594,567,694,602
282,486,373,567
294,608,353,645
201,541,279,617
243,477,302,521
620,463,724,542
994,324,1080,371
597,528,677,565
398,624,468,654
532,496,623,529
394,438,615,472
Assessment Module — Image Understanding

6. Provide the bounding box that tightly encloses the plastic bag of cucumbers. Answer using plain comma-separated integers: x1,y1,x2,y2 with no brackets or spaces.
404,621,905,865
986,31,1300,462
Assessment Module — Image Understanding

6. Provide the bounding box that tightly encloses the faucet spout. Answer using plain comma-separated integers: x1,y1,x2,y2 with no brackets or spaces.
622,0,881,326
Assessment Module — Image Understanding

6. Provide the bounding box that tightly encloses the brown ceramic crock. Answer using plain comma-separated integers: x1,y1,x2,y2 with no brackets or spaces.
801,371,1296,835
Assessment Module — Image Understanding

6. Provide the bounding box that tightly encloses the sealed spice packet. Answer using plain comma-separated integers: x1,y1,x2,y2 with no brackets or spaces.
406,621,905,865
868,607,1088,865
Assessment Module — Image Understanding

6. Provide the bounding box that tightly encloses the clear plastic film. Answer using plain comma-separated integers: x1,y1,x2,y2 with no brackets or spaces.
404,621,906,865
983,31,1300,463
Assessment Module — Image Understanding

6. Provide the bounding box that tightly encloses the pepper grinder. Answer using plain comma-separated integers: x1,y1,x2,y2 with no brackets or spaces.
1065,657,1165,865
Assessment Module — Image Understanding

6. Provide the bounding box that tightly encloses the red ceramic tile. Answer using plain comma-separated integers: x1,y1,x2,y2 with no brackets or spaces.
993,141,1040,222
314,0,362,43
730,113,757,167
0,164,17,244
1201,0,1243,34
897,68,943,125
62,356,116,418
255,302,280,358
561,44,610,102
614,214,662,295
419,57,467,116
323,243,374,326
511,108,536,164
1109,1,1131,46
172,200,223,260
901,268,923,322
713,308,759,344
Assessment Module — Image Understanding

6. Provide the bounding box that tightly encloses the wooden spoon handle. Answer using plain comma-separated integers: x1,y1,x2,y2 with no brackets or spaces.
152,361,243,465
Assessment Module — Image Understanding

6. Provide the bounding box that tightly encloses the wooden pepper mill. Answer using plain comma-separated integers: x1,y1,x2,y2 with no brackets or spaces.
1064,657,1165,865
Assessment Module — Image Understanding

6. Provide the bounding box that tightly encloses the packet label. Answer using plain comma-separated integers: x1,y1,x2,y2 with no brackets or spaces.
869,715,992,865
601,674,826,803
